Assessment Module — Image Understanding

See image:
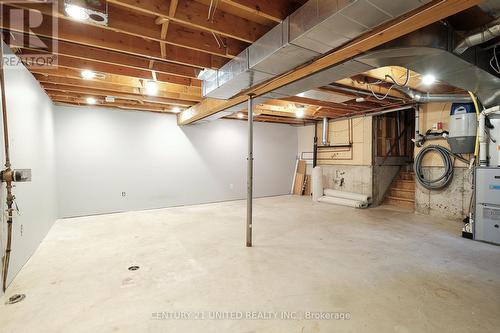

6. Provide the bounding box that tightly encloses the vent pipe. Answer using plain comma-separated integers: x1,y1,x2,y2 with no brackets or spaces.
454,18,500,54
322,117,329,146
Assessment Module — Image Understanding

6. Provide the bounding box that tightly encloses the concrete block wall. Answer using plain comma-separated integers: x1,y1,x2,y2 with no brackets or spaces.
321,165,373,197
415,167,473,220
414,102,474,220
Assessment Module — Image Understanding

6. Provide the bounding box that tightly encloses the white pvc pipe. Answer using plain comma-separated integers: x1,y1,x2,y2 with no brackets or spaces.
323,189,370,203
312,166,323,202
318,196,368,208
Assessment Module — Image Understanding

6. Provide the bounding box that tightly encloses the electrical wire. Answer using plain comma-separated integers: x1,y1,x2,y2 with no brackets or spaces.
368,68,410,101
490,45,500,74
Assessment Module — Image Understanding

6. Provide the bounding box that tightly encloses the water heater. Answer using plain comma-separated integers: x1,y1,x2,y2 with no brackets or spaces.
448,103,477,154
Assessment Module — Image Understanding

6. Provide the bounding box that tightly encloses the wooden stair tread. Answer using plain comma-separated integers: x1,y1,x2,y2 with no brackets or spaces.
386,196,415,203
391,187,414,192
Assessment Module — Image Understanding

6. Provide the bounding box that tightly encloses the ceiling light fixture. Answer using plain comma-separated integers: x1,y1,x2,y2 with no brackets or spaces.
422,74,436,85
144,80,158,96
81,69,95,80
86,97,97,105
295,105,305,118
172,107,182,113
65,4,89,21
237,112,244,119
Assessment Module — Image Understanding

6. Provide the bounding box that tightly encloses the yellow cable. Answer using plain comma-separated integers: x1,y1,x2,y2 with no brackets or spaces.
468,91,480,163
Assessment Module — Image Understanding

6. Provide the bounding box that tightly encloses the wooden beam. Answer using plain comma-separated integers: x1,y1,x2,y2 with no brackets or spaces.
42,83,195,107
107,0,269,43
20,52,199,88
1,6,227,69
51,96,177,114
220,0,305,23
178,0,480,125
48,91,180,110
34,74,202,102
29,66,201,97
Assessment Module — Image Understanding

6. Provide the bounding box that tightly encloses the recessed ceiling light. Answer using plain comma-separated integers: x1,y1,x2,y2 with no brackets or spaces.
422,74,436,85
65,5,89,21
81,69,95,80
86,97,96,105
295,105,305,118
237,112,244,119
144,80,158,96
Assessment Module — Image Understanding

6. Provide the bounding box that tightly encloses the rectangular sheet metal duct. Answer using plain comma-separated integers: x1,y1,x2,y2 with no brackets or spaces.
202,0,431,100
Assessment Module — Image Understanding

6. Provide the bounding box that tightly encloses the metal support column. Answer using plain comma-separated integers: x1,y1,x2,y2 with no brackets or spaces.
246,94,254,247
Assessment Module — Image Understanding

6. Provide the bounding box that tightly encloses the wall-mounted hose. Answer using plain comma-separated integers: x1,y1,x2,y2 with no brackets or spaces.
414,145,469,190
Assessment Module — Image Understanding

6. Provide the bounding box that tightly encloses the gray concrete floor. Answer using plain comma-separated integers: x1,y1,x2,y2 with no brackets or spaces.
1,195,499,333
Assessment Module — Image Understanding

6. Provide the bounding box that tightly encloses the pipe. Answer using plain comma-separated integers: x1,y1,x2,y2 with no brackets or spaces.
414,94,472,103
396,86,472,103
454,18,500,54
478,105,500,166
0,42,14,292
321,117,328,146
469,91,481,166
415,106,421,143
246,94,254,247
313,122,318,168
479,112,487,166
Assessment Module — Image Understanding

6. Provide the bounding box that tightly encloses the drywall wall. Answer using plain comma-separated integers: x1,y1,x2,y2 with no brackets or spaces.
55,106,297,217
414,103,473,220
297,124,315,175
0,45,57,292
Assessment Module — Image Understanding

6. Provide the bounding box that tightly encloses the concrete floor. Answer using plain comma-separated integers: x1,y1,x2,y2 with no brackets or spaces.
0,196,499,333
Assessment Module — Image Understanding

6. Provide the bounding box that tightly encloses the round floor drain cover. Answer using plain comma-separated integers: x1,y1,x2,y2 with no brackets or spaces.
128,265,140,271
5,293,25,305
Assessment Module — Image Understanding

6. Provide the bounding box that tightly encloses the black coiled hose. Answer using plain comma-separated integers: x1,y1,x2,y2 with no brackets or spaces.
414,145,468,190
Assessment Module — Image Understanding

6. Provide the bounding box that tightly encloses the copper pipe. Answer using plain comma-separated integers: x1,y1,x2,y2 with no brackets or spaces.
0,40,14,292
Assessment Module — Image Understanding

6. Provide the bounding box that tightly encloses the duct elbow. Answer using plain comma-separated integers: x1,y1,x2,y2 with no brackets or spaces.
454,20,500,54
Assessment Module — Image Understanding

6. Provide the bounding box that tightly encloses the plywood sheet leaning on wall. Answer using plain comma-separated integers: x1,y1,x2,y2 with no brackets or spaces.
293,160,307,195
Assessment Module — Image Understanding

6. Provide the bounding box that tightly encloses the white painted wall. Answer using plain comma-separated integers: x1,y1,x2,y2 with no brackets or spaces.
54,105,297,217
0,45,57,292
297,124,315,163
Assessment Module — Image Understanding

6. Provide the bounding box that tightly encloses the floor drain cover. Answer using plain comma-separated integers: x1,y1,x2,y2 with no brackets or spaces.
128,265,140,271
5,294,25,305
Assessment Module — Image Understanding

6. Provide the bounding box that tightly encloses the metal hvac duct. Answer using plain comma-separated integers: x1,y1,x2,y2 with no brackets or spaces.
454,18,500,54
202,0,432,100
322,117,329,145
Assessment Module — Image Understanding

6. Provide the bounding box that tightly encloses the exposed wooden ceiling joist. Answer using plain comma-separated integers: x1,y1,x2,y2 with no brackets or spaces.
52,97,177,114
177,0,481,125
43,84,196,107
1,6,227,69
107,0,270,43
34,74,202,103
30,67,201,97
6,31,200,84
14,2,247,59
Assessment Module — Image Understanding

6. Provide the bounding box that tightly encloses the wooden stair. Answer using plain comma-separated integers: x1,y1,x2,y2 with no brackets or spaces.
384,170,415,210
